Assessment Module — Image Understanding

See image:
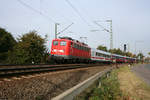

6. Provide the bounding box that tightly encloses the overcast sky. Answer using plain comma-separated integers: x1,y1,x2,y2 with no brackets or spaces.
0,0,150,56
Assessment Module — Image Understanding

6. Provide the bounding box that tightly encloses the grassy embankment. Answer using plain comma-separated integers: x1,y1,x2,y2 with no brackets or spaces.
75,65,150,100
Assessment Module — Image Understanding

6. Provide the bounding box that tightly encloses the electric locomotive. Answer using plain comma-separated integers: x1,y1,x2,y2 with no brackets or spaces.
50,37,91,63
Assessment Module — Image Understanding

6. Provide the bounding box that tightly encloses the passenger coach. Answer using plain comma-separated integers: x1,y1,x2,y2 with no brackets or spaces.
91,48,112,63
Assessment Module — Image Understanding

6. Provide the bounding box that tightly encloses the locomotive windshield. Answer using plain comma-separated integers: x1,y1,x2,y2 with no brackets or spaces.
53,41,58,45
60,41,66,46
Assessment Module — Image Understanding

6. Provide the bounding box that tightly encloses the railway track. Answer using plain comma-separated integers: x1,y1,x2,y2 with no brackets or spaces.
0,64,107,79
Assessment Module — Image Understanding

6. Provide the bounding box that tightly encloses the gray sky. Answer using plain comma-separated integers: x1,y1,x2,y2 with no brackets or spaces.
0,0,150,56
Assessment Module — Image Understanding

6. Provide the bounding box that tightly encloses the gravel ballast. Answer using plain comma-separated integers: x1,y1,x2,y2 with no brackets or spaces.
0,66,109,100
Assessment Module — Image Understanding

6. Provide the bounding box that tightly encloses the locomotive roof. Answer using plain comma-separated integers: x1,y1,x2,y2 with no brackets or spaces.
54,37,89,47
59,36,73,40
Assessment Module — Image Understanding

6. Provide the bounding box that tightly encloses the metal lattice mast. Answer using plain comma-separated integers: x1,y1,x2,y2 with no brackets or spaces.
106,20,113,50
55,23,59,39
94,20,113,50
110,20,113,50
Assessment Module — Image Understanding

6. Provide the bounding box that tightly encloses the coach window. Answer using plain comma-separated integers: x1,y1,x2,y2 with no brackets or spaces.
53,41,58,45
101,53,102,56
103,54,105,57
97,53,99,56
96,52,98,56
99,53,101,56
60,41,66,46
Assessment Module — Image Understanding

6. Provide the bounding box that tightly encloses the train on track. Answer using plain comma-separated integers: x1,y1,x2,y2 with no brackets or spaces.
50,37,137,63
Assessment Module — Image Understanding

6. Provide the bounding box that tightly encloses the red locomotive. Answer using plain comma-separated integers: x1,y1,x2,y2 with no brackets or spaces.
50,37,91,63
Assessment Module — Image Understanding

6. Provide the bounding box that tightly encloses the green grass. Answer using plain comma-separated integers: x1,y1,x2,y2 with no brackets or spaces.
75,64,150,100
75,69,123,100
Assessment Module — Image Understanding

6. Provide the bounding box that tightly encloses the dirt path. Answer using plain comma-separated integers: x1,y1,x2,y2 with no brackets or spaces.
118,65,150,100
132,64,150,85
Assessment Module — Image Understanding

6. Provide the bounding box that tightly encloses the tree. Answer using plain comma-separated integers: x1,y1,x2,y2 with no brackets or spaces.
148,52,150,56
97,45,108,52
132,54,137,58
145,57,150,63
137,53,144,60
124,52,132,57
8,31,47,64
0,27,16,63
109,48,124,55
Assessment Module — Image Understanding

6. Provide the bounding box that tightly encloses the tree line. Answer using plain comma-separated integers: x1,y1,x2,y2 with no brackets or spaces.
97,45,145,60
0,27,49,64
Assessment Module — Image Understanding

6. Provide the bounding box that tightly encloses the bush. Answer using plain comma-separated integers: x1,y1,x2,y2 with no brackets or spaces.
7,31,48,64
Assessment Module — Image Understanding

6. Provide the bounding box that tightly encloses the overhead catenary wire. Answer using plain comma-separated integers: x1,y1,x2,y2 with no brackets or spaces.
72,1,110,31
65,0,91,26
18,0,75,39
94,21,110,32
17,0,56,23
57,23,74,35
39,0,73,23
74,1,98,29
40,0,42,15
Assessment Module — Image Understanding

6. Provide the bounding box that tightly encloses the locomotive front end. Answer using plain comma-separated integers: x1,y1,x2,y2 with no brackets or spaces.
50,39,70,62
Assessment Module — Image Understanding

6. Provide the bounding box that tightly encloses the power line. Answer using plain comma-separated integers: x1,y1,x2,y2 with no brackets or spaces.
40,0,42,15
73,1,108,30
94,21,110,32
74,1,94,24
57,23,74,34
65,0,90,26
17,0,56,23
40,0,73,23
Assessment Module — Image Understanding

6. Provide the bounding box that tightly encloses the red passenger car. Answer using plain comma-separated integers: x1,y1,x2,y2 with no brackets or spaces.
50,37,91,63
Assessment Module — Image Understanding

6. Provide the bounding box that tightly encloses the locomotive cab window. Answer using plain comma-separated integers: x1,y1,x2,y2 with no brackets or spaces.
60,41,66,46
53,41,58,45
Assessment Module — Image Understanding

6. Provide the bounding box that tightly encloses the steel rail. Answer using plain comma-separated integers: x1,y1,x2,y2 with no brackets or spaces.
0,64,105,78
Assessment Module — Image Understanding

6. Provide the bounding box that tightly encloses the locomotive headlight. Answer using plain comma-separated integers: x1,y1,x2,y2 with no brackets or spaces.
59,50,64,53
53,49,57,52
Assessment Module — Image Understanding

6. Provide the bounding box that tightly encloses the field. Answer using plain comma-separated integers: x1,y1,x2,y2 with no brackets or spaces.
118,65,150,100
75,64,150,100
